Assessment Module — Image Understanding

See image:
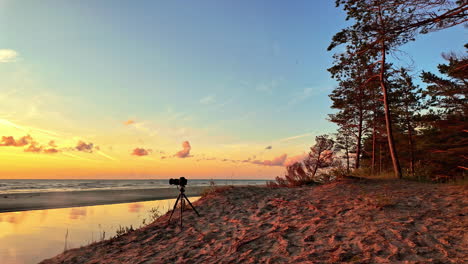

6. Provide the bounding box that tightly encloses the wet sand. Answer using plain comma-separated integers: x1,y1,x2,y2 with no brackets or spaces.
41,178,468,263
0,186,205,213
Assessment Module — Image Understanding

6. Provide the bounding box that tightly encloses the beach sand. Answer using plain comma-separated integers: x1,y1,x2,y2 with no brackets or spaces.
0,186,205,213
41,178,467,263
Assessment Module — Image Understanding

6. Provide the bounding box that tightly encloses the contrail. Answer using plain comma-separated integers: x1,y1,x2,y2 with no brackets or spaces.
0,118,62,137
278,132,313,143
97,150,116,161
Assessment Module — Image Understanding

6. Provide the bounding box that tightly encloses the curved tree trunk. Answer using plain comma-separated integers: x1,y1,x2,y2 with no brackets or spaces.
379,42,402,179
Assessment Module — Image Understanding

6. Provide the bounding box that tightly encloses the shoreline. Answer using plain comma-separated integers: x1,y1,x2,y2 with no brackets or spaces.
0,186,206,213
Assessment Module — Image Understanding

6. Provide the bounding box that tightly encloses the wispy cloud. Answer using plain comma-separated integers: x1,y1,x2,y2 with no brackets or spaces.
288,87,316,106
255,79,279,93
265,145,272,150
0,49,18,63
200,95,216,105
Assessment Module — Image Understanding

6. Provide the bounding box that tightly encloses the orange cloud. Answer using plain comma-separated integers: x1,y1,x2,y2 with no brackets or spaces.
24,142,42,153
43,148,60,154
175,141,192,158
24,141,60,154
75,141,98,153
48,140,57,147
284,153,308,167
123,120,136,125
132,148,151,156
0,135,32,147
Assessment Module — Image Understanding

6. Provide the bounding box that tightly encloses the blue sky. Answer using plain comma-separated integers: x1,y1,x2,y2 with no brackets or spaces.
0,0,466,178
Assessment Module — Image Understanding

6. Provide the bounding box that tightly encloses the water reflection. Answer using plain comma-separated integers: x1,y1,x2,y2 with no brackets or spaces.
127,203,144,213
0,197,199,264
69,208,87,220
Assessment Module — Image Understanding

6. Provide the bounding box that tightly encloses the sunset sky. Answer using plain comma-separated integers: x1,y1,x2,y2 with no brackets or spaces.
0,0,465,179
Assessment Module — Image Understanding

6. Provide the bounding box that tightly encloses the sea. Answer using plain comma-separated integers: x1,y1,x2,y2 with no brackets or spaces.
0,179,270,195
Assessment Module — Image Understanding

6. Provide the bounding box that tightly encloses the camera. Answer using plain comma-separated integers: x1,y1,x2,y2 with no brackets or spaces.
169,177,188,186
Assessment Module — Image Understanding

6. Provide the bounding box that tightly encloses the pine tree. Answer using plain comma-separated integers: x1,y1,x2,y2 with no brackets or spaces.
328,0,467,178
391,68,425,176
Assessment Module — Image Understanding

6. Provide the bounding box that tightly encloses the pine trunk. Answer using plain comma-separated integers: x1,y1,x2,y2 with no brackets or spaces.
379,42,402,179
312,152,321,177
356,113,363,169
371,122,376,175
407,120,415,176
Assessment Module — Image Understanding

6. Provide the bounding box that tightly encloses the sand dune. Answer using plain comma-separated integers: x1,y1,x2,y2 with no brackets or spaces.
41,178,467,263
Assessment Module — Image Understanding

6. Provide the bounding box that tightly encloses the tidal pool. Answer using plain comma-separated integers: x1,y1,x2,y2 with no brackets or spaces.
0,197,200,264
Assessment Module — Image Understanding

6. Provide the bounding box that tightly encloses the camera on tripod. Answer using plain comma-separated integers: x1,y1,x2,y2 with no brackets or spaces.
168,177,200,227
169,177,187,187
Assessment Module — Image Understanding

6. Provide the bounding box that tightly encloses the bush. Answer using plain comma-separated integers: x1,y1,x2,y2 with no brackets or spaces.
269,162,318,187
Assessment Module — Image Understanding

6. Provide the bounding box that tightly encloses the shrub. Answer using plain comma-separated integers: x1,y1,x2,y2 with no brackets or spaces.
270,162,318,187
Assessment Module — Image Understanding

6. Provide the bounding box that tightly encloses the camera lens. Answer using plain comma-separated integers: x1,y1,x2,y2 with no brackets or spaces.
169,178,180,185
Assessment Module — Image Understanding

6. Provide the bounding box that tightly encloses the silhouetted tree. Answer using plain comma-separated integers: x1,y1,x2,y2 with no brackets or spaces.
334,127,356,174
391,68,425,176
304,135,335,177
418,44,468,180
328,44,376,170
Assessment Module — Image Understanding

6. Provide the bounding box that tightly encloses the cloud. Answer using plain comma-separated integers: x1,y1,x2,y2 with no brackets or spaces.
200,96,215,105
251,154,288,167
175,141,192,158
24,142,42,153
23,141,60,154
43,148,60,154
75,141,98,153
48,140,57,147
0,135,60,154
284,153,308,167
0,49,18,63
0,135,32,147
123,120,136,125
256,80,279,93
132,147,151,156
288,87,316,106
265,145,272,150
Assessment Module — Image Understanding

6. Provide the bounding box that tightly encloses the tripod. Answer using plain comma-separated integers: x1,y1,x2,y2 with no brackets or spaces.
168,185,200,227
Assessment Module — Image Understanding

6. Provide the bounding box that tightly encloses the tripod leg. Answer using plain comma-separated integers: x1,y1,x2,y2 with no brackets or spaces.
168,194,181,223
180,197,184,227
183,194,201,216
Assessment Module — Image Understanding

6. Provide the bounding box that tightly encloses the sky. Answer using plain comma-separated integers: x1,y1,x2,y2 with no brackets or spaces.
0,0,466,179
